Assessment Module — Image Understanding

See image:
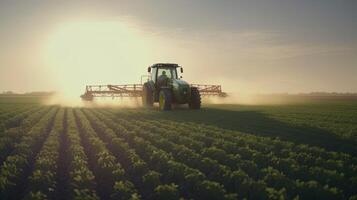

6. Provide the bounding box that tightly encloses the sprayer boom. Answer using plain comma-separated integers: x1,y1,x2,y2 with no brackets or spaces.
80,83,226,101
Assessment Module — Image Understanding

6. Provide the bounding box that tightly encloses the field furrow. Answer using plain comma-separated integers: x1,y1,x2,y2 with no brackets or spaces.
64,109,99,200
55,108,69,200
73,109,140,200
24,108,65,199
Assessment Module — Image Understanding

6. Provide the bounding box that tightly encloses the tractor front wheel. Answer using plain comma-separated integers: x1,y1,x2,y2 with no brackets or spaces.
159,89,172,111
189,87,201,109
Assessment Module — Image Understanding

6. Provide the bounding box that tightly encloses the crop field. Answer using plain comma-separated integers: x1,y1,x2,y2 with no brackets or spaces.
0,97,356,200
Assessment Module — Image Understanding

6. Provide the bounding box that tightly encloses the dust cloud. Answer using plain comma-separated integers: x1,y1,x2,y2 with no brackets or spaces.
44,91,304,108
44,92,142,108
202,93,310,105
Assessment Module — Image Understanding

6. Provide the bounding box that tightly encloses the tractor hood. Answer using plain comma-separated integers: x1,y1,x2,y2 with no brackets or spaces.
173,79,190,87
172,79,191,103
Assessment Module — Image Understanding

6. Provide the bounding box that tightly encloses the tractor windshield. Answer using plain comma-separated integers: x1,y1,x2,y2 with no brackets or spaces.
157,67,177,79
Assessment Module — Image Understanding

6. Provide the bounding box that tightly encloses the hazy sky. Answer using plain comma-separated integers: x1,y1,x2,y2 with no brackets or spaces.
0,0,356,95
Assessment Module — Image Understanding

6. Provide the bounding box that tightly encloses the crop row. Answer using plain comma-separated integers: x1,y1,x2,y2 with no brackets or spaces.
85,108,238,200
0,107,53,165
65,108,99,200
96,109,288,199
81,108,186,200
73,109,140,200
127,117,354,197
0,105,40,134
114,109,356,166
24,108,65,199
0,104,32,119
0,107,58,199
97,108,357,200
112,110,357,178
0,105,355,200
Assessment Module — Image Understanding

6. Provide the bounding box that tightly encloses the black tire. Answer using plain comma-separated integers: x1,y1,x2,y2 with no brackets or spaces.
142,83,153,107
189,87,201,109
159,88,172,111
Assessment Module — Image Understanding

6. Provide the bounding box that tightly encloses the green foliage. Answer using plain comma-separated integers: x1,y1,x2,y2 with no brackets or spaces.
24,191,47,200
0,100,356,199
111,181,140,200
73,189,99,200
0,107,57,199
154,183,179,200
142,170,161,189
197,180,227,200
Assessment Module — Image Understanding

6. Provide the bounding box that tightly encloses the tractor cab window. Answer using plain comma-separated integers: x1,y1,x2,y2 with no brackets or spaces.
151,67,157,83
157,67,177,80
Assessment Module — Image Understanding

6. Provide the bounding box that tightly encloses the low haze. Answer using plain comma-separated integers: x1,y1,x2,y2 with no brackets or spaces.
1,0,356,98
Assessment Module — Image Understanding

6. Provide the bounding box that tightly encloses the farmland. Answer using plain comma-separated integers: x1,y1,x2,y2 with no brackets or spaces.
0,97,356,200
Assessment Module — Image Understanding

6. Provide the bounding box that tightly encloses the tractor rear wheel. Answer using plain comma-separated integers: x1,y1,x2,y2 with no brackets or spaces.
159,88,172,111
142,83,153,107
189,87,201,109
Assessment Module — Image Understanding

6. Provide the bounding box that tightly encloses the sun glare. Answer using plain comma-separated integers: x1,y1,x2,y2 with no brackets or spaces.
44,20,151,102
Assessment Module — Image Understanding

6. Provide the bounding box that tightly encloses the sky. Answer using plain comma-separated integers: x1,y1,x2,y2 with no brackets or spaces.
0,0,356,95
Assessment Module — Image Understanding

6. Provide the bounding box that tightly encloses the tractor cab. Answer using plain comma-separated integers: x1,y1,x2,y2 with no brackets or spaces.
148,63,182,87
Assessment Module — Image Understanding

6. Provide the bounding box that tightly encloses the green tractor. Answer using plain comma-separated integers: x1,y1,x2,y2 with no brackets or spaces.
142,63,201,111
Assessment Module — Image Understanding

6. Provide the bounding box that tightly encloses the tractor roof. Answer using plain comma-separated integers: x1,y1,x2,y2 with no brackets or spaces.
151,63,179,68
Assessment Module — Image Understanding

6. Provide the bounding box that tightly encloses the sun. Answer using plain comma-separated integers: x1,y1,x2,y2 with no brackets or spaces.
44,20,151,100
